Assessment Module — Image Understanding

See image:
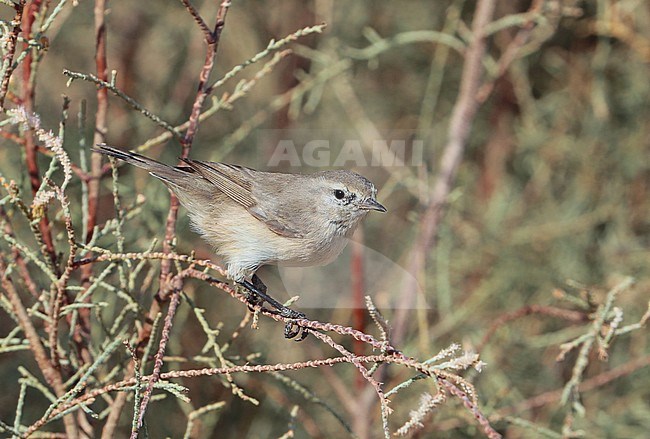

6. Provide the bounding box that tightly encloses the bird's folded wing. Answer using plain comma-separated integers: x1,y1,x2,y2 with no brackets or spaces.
248,205,303,238
180,160,256,208
180,159,303,238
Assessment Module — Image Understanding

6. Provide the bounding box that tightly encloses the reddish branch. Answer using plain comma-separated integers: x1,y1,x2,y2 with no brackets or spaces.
68,0,110,375
156,0,230,295
181,0,230,151
25,352,479,438
0,0,26,108
137,0,230,368
351,237,368,365
85,0,109,246
21,0,58,272
439,378,502,439
391,0,497,343
120,1,232,434
157,0,231,296
142,0,231,335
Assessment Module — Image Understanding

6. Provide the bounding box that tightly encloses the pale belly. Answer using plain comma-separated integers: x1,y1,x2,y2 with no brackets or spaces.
192,207,353,280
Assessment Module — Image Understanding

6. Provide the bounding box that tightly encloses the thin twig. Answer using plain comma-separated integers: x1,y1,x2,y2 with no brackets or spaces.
134,23,326,154
63,70,182,139
133,273,185,434
439,378,502,439
179,0,213,41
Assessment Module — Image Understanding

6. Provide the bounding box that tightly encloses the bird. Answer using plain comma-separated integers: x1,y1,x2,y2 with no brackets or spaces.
94,145,386,338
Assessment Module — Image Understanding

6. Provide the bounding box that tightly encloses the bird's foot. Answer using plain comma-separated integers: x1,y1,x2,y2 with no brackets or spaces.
284,321,309,341
238,275,309,341
279,308,309,341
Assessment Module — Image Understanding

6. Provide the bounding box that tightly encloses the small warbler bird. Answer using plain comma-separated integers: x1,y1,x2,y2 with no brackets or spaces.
95,145,386,338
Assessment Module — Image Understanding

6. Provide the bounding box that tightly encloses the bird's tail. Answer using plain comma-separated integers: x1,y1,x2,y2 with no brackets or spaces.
93,144,187,186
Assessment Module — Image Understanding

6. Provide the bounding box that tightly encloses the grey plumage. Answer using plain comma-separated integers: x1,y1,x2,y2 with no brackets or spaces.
95,145,386,282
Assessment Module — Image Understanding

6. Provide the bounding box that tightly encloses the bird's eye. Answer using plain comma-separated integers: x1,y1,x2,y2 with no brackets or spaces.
334,189,345,200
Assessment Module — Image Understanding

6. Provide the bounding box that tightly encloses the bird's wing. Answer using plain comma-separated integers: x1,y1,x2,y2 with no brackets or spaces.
180,160,256,208
247,205,304,238
180,160,304,238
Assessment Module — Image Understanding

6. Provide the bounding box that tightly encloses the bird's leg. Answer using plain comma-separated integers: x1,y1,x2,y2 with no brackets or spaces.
239,276,265,311
238,274,308,340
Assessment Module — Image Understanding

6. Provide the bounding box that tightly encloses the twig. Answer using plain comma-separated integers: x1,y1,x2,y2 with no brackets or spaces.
133,272,185,434
156,0,231,303
74,253,399,353
151,10,232,394
207,23,326,93
63,70,182,139
559,278,635,406
84,0,108,249
181,0,231,151
134,23,326,154
48,187,77,370
439,378,502,439
311,330,393,439
25,351,493,438
179,0,213,41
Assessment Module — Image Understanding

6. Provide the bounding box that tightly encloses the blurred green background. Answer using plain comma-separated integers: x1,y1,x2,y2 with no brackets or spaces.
1,1,648,437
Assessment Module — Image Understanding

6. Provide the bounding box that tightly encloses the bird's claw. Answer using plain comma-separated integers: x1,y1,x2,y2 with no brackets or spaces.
279,308,305,320
284,321,309,341
280,309,309,341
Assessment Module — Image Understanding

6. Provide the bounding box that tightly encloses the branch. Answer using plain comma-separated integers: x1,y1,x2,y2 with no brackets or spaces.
26,352,484,438
85,0,109,247
0,0,26,108
392,0,498,344
181,0,231,150
156,0,231,298
133,272,185,435
0,258,79,438
20,0,59,274
179,0,213,41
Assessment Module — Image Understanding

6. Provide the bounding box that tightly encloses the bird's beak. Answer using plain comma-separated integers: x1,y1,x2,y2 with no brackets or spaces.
360,198,387,212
